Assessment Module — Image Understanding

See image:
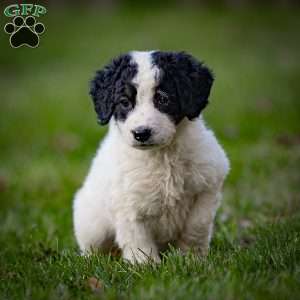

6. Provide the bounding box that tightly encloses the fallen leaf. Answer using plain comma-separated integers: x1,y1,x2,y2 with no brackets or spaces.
87,277,103,293
276,133,300,147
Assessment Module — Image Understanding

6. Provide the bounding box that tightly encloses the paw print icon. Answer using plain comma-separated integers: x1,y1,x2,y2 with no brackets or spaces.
4,16,45,48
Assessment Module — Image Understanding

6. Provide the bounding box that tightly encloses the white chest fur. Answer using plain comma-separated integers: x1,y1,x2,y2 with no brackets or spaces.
109,146,196,245
102,121,216,244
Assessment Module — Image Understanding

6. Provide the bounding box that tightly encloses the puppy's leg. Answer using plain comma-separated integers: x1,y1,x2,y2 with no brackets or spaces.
115,219,160,264
73,189,114,254
177,191,221,256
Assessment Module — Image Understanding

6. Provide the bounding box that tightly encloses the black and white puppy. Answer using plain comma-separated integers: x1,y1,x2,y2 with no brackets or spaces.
73,51,230,263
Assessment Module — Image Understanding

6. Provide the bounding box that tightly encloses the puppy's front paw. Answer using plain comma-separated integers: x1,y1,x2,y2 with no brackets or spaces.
123,247,161,264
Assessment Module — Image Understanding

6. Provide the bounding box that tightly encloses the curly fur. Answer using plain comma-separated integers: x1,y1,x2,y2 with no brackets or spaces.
73,50,230,263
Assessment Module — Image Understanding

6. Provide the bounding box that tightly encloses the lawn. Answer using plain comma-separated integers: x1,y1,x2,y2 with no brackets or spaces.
0,5,300,300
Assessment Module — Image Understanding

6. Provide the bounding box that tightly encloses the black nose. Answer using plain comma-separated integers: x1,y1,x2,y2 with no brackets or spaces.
132,126,152,142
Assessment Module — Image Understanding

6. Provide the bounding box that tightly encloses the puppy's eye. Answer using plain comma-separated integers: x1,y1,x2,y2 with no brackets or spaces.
156,90,169,106
119,97,132,109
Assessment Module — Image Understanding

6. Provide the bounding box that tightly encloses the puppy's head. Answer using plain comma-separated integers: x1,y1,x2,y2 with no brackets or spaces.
90,51,214,149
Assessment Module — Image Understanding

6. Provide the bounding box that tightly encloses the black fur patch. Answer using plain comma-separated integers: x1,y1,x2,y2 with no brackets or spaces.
90,54,138,125
151,51,214,123
113,83,137,122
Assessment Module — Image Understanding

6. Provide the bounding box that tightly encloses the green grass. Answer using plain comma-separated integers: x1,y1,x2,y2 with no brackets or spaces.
1,5,300,300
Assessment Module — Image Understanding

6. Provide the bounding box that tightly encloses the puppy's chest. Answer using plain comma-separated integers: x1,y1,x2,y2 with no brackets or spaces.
132,156,199,223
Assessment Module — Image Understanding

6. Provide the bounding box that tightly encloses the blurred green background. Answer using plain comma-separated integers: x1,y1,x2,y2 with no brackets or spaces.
0,1,300,299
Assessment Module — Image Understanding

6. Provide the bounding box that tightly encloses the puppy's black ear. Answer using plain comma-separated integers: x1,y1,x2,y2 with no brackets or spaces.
90,54,137,125
152,51,214,121
90,69,114,125
176,52,214,120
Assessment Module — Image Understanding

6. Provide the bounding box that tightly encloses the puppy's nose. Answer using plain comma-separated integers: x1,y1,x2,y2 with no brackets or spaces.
132,126,152,142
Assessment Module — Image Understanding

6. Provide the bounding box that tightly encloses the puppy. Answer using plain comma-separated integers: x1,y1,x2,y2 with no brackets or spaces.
73,51,230,263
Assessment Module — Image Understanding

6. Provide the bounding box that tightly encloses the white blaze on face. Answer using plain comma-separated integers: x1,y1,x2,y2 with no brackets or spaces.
131,51,158,91
116,51,176,149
